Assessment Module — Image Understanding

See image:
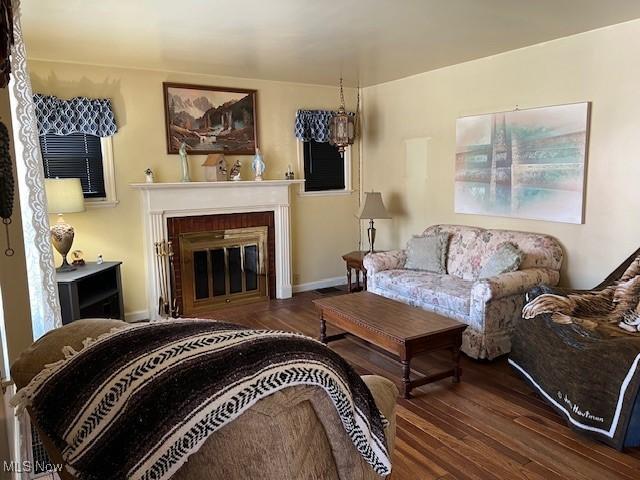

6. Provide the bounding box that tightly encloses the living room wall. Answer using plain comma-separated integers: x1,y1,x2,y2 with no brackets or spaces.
361,19,640,288
28,60,361,319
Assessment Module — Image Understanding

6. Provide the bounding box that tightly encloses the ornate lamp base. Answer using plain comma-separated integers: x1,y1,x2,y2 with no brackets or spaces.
367,219,377,253
51,215,76,272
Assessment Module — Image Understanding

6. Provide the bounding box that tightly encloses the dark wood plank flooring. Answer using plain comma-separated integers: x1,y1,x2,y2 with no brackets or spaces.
200,290,640,480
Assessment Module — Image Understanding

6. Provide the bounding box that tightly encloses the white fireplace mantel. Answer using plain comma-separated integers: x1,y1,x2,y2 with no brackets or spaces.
131,180,304,320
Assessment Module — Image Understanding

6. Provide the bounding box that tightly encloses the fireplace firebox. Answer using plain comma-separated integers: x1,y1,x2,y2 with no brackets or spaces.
180,227,268,314
167,211,276,316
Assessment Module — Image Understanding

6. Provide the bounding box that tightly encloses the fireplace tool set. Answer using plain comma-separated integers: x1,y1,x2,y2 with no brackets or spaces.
155,240,179,318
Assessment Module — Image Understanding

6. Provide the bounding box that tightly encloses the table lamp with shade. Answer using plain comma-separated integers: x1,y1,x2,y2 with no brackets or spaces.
45,178,85,272
358,191,391,253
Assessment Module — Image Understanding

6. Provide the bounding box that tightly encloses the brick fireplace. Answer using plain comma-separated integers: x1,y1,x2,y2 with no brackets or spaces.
131,180,303,320
168,212,276,315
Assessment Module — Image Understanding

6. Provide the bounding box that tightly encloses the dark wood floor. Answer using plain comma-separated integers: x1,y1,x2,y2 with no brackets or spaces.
201,289,640,480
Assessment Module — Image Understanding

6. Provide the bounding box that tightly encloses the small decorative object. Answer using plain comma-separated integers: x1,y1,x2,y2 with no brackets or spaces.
178,142,191,182
144,168,155,183
229,159,242,181
358,191,391,253
455,102,590,224
155,240,179,318
163,82,258,155
0,119,15,256
285,164,295,180
45,178,86,272
252,147,265,181
71,249,85,266
202,154,228,181
96,254,104,265
329,77,357,155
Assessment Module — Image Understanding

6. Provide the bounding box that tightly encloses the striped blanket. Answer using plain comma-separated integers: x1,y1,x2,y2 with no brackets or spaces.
12,320,391,479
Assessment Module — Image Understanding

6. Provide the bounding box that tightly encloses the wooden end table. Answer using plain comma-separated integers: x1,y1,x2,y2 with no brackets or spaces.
313,292,467,399
342,250,369,293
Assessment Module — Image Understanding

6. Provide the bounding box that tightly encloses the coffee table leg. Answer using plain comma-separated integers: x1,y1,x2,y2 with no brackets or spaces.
401,359,411,399
452,345,461,383
319,314,327,344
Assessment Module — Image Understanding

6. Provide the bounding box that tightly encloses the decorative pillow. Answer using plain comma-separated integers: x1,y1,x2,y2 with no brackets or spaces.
405,233,449,273
479,242,524,279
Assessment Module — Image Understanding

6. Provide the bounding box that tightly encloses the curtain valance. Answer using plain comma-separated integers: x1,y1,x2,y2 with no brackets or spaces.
294,109,354,143
33,94,118,137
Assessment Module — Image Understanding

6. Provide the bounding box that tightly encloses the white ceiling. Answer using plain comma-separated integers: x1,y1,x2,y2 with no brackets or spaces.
21,0,640,87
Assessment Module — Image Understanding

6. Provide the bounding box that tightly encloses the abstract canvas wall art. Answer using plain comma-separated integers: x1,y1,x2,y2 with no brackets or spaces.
455,103,590,224
163,83,258,155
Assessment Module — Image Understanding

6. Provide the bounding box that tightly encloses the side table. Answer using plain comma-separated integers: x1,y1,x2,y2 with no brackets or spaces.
341,251,370,293
56,261,124,325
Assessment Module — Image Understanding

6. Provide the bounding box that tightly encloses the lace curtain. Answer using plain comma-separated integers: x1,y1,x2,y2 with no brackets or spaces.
9,0,61,339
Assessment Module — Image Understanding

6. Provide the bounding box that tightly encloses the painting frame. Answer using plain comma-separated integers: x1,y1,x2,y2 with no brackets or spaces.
163,82,259,155
454,102,591,225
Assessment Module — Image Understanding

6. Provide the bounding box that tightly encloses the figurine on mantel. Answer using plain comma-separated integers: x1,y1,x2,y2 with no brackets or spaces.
230,159,242,181
285,164,295,180
178,142,191,182
202,154,228,181
144,168,155,183
252,148,265,181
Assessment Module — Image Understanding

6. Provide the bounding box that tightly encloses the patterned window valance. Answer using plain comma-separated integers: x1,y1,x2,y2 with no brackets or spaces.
33,94,118,137
294,109,355,143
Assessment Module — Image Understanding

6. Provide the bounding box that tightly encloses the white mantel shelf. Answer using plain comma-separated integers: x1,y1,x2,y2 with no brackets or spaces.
132,179,302,320
131,180,305,190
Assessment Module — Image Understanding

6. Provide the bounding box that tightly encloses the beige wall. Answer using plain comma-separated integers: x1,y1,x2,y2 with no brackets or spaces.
0,87,32,475
361,19,640,288
0,87,33,361
28,60,361,317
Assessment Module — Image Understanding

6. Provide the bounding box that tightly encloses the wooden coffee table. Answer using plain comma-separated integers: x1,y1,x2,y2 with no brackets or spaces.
313,292,467,398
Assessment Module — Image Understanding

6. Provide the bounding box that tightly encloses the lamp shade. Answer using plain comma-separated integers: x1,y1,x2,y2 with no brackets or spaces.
358,192,391,220
45,178,85,214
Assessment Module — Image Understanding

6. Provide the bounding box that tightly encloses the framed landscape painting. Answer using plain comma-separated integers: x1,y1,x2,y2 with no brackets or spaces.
455,102,590,224
163,82,258,155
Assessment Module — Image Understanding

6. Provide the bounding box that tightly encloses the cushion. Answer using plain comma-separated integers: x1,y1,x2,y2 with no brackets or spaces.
405,233,449,273
479,242,524,279
375,269,473,315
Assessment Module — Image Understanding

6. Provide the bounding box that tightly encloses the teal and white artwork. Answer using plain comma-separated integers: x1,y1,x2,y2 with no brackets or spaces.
455,103,590,224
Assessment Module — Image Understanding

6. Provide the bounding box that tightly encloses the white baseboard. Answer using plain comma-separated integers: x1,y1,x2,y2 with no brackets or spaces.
293,276,346,293
125,310,149,322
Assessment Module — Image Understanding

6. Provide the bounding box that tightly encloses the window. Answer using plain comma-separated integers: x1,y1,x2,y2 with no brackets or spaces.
297,140,352,195
39,133,118,207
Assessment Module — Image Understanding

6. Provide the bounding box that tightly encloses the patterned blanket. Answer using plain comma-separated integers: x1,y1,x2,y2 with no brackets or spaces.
12,320,391,479
510,313,640,450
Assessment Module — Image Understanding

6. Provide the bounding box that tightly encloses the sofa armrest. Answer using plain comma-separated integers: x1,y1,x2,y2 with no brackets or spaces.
471,268,560,303
363,250,407,275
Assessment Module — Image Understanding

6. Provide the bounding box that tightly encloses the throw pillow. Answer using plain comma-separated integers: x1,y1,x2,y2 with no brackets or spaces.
479,242,524,279
405,233,449,273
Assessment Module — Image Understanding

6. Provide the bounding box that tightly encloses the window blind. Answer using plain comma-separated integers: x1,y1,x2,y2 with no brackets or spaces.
303,140,345,192
39,133,106,198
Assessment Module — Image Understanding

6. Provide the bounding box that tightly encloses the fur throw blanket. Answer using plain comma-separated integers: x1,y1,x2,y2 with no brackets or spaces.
522,256,640,334
12,320,392,479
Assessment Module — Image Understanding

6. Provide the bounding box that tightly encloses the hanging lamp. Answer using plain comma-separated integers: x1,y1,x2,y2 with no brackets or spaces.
329,77,356,155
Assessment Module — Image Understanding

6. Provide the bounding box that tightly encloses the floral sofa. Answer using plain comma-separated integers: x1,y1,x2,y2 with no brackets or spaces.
363,224,563,360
